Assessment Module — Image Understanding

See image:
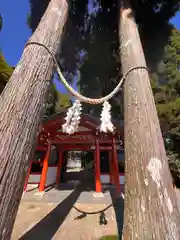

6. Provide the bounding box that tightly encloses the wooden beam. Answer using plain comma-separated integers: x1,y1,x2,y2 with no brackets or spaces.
49,139,123,145
49,131,95,136
35,143,124,153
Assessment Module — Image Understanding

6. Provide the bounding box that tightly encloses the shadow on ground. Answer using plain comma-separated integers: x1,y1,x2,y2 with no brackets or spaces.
19,183,83,240
110,190,124,240
19,172,124,240
19,183,123,239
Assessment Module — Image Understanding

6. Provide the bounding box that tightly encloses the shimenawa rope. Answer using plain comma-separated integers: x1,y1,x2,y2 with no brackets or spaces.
25,41,149,105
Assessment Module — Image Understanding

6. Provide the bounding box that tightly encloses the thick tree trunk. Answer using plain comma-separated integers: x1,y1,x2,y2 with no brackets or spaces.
0,0,68,238
119,4,180,240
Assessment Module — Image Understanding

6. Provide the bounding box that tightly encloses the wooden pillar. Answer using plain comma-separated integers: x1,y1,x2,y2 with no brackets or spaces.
39,142,51,192
95,136,102,193
108,151,114,184
112,135,120,194
56,147,63,185
23,160,32,192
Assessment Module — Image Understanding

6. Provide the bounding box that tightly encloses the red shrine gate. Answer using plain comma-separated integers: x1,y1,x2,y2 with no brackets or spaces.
24,112,124,193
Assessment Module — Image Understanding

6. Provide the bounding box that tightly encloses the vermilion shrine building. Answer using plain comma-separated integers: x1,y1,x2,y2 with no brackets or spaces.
24,112,125,193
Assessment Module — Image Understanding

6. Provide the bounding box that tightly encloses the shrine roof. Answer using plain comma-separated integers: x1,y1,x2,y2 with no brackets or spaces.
41,111,124,134
37,112,124,147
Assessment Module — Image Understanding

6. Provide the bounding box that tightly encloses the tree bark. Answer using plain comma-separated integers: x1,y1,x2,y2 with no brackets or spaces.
119,3,180,240
0,0,68,238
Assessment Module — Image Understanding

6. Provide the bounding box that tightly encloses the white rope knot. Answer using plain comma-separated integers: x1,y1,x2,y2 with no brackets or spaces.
62,100,82,135
100,101,114,133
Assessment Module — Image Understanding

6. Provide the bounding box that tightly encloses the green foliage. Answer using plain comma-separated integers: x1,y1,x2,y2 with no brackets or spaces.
27,14,31,29
55,92,72,113
43,84,58,118
43,83,72,118
149,28,180,184
0,18,13,93
0,53,13,94
152,28,180,144
167,151,180,187
156,98,180,131
100,236,118,240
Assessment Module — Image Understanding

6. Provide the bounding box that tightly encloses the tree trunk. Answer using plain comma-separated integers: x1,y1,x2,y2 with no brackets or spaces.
0,0,68,238
119,3,180,240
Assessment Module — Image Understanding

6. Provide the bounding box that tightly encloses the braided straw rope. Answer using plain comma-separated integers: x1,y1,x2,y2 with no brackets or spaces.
25,42,148,104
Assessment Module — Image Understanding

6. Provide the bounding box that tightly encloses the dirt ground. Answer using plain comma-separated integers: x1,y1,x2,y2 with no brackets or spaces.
12,201,119,240
11,184,124,240
11,187,180,240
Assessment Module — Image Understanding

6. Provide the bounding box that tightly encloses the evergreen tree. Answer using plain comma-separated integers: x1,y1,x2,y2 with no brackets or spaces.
28,0,179,121
0,19,14,94
55,91,72,113
0,54,13,93
43,83,57,118
152,28,180,151
149,27,180,186
29,1,180,185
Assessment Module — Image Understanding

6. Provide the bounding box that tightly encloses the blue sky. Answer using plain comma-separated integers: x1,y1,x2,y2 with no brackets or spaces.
0,0,69,92
0,0,179,92
0,0,31,66
170,11,180,29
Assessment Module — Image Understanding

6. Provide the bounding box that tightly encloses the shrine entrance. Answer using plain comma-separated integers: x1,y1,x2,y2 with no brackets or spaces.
24,112,124,194
60,150,95,186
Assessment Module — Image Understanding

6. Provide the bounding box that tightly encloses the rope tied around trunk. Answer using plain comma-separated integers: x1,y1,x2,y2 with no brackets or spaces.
25,41,149,134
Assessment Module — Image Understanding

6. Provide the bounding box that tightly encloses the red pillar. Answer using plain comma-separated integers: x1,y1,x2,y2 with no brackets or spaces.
56,147,63,185
112,135,120,194
95,136,102,193
39,142,51,192
108,152,114,184
24,160,32,192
